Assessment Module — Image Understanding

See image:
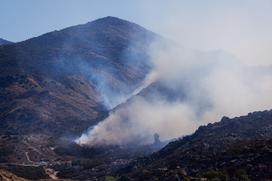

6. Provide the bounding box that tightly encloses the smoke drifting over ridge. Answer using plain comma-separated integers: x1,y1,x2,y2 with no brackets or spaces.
76,36,272,146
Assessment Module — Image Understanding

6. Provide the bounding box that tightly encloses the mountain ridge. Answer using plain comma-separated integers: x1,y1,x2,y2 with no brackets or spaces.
0,38,13,45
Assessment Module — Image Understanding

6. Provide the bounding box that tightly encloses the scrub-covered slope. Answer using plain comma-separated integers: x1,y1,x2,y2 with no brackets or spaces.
0,16,156,136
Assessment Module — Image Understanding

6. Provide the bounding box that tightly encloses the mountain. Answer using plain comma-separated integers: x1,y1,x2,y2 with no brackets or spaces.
0,17,158,179
1,17,271,180
0,38,13,45
0,16,156,137
121,110,272,180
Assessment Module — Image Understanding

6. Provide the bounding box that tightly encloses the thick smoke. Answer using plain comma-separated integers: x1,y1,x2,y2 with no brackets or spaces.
76,37,272,146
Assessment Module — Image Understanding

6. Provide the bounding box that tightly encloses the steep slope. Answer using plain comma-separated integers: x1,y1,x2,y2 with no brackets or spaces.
0,38,13,45
122,110,272,180
0,16,156,136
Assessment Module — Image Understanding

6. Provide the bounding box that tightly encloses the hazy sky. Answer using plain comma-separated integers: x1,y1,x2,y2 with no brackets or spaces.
1,0,272,65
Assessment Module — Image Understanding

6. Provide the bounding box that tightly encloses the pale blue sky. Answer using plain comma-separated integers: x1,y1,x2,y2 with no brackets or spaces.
1,0,272,65
1,0,269,42
0,0,147,42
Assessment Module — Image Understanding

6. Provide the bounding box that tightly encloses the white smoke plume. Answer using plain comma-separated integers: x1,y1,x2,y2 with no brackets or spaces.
76,38,272,146
76,2,272,146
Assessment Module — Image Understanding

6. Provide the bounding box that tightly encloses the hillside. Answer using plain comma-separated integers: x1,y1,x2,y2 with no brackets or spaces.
0,16,156,137
0,17,157,179
120,110,272,180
